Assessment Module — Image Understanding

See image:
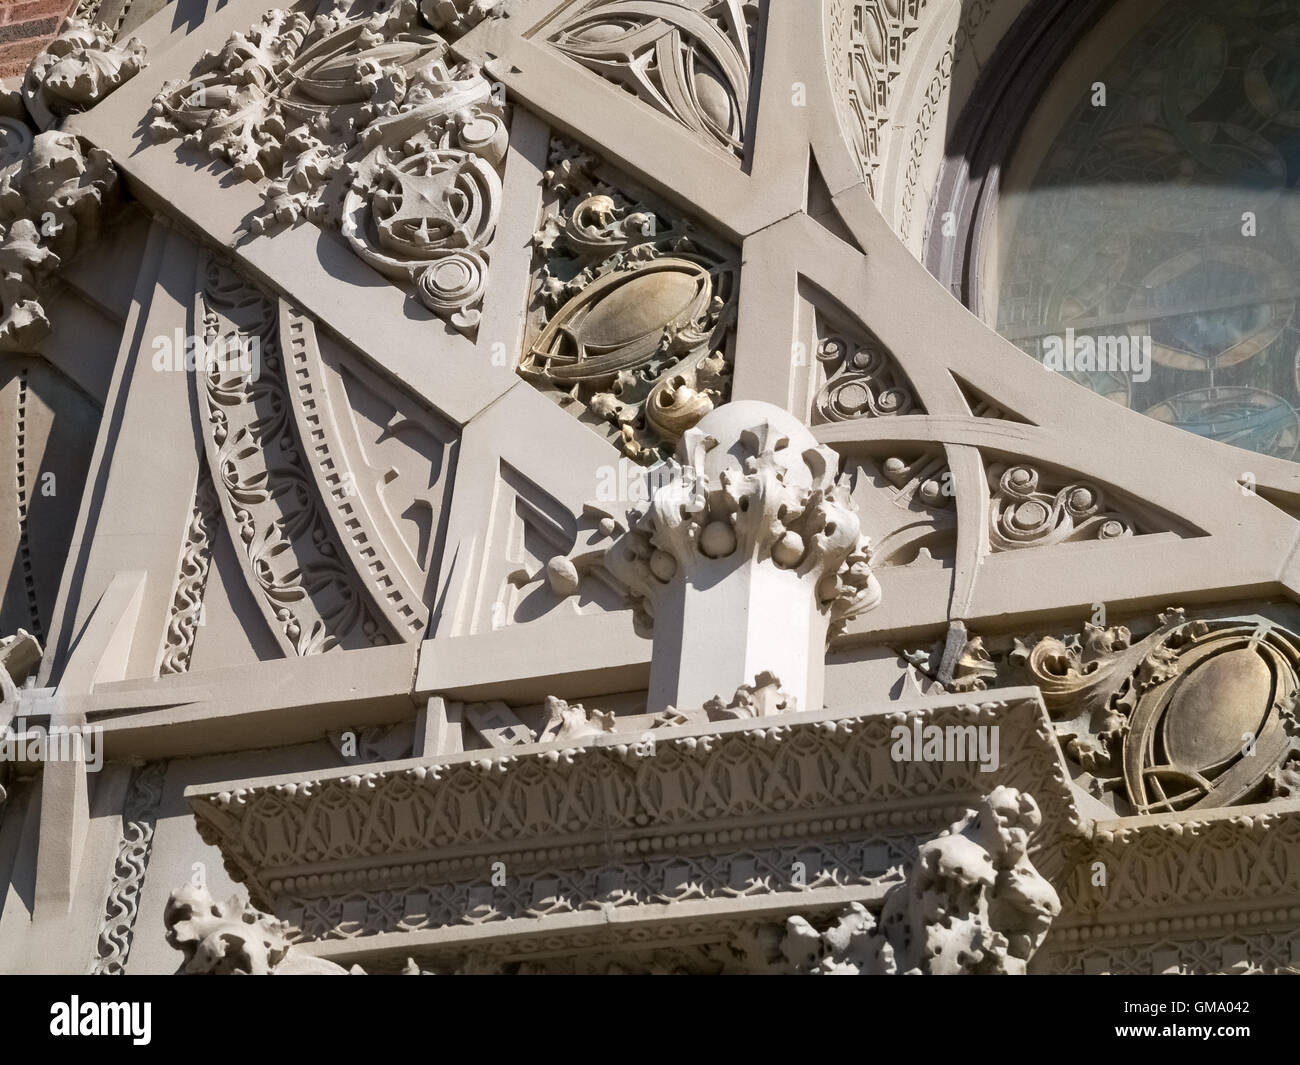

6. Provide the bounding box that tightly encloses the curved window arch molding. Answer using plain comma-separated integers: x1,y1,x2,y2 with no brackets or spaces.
927,0,1300,463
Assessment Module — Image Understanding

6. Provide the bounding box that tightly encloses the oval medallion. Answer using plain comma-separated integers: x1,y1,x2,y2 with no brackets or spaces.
1162,648,1273,771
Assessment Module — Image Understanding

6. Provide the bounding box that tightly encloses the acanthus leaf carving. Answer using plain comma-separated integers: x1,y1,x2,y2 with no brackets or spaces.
908,607,1300,817
0,131,118,351
23,19,147,131
148,0,508,336
781,786,1059,974
164,881,356,975
596,409,881,639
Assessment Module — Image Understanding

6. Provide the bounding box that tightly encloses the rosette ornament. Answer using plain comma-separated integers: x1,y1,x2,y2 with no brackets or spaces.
601,400,880,713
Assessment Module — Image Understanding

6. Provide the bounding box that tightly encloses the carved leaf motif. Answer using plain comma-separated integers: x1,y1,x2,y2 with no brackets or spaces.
23,19,147,130
148,1,509,336
521,140,739,463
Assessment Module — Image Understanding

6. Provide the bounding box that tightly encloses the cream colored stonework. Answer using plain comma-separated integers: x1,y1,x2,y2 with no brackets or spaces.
0,0,1297,977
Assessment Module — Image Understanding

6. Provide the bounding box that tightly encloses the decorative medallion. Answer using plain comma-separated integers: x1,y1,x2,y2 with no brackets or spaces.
521,140,738,462
149,0,508,335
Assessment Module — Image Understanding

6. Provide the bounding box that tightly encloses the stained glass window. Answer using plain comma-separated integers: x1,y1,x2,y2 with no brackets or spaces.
987,0,1300,460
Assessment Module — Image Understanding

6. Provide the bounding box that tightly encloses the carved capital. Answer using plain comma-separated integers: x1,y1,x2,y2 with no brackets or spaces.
585,400,880,712
605,400,881,635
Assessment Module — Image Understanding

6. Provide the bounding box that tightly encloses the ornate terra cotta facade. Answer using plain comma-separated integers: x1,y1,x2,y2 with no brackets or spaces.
1,0,1300,977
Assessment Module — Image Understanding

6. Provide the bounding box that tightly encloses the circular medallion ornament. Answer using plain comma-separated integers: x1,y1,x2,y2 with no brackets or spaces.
1124,625,1300,814
343,143,501,332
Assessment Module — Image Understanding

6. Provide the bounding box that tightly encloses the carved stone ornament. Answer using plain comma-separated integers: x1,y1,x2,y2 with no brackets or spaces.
988,461,1138,550
781,786,1060,975
827,0,928,199
541,0,759,159
23,19,147,131
164,882,356,974
521,140,739,462
1011,609,1300,815
601,401,880,633
906,607,1300,817
148,0,509,335
547,401,880,711
814,331,921,422
0,131,118,351
196,257,397,655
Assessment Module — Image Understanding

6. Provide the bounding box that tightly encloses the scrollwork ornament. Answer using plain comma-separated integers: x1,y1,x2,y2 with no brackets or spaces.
1012,609,1300,814
814,335,918,422
149,0,510,335
989,463,1135,550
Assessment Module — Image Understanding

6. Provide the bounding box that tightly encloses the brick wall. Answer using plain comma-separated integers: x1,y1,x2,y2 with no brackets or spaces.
0,0,80,79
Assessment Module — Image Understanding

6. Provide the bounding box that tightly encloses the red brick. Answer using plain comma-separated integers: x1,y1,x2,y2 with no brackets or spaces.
2,1,75,25
0,15,58,42
0,28,54,75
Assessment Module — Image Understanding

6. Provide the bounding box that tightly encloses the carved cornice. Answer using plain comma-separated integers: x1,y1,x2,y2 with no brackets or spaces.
181,691,1082,954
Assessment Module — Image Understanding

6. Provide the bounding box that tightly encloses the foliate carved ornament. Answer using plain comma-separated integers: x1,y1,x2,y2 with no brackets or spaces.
540,0,759,159
907,607,1300,817
164,882,356,974
23,19,147,131
814,331,921,423
0,132,118,351
196,257,396,655
596,407,880,638
988,461,1138,550
520,141,738,463
536,695,616,743
782,787,1059,974
183,694,1082,948
1011,609,1300,815
148,0,508,334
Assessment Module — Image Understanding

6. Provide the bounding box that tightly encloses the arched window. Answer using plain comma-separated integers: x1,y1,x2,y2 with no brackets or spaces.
932,0,1300,460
